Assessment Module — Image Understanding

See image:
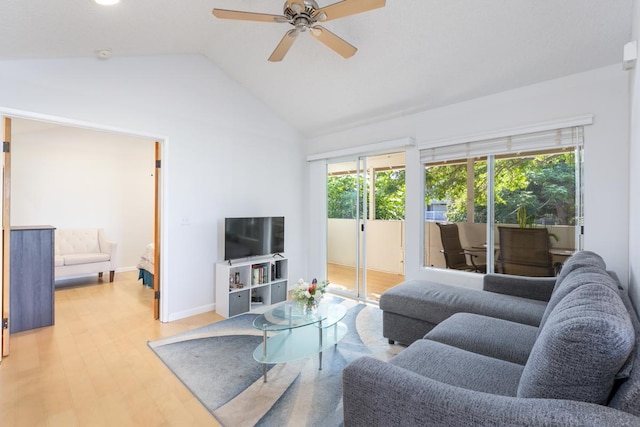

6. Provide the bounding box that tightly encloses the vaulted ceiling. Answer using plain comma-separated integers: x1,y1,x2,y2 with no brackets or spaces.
0,0,633,137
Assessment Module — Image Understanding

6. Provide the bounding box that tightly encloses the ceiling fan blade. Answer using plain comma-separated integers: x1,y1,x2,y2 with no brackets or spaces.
212,9,286,23
268,30,299,62
310,26,357,58
315,0,385,22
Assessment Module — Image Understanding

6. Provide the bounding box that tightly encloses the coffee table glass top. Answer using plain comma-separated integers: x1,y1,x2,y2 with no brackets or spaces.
252,301,347,332
252,301,349,369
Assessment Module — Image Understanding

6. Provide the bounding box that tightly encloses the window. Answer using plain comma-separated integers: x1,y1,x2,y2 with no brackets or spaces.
424,159,488,270
422,127,584,276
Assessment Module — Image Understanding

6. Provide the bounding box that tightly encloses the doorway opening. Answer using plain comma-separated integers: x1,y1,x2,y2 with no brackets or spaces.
1,114,163,358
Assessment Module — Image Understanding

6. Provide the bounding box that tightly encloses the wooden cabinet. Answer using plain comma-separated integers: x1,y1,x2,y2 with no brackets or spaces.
9,226,55,333
215,257,288,318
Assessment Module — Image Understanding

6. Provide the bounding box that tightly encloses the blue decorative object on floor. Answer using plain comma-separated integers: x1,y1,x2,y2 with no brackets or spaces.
148,296,401,427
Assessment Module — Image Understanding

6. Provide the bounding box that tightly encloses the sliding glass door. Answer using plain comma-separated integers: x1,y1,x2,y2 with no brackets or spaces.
326,152,406,302
326,157,364,298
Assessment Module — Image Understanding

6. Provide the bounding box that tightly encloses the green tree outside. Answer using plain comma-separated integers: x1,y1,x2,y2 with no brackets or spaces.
326,151,575,224
327,169,406,220
424,152,576,225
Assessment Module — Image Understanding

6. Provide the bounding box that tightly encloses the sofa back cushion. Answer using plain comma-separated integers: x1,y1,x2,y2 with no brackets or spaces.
55,228,101,255
608,289,640,415
517,284,634,404
537,265,617,333
553,250,606,289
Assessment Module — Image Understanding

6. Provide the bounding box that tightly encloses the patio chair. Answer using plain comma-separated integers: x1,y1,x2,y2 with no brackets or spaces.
497,226,555,277
436,222,486,273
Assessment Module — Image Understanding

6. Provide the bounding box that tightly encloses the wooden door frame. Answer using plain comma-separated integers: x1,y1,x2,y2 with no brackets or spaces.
153,141,161,319
2,117,11,357
0,113,165,331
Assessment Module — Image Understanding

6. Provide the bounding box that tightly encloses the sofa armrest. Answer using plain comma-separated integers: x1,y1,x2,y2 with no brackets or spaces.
97,229,117,261
482,273,555,302
343,357,638,427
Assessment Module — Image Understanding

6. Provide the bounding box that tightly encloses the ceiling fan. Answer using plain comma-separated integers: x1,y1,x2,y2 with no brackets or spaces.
212,0,386,62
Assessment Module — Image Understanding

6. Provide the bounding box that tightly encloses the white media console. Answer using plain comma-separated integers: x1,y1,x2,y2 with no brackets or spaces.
215,256,288,318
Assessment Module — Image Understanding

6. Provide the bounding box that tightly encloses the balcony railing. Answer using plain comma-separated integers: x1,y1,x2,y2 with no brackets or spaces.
328,219,577,274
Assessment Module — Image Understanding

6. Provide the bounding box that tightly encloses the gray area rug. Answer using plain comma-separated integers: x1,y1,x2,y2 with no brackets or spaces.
148,296,401,427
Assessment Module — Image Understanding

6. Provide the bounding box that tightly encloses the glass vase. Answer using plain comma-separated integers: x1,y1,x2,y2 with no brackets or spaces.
304,299,318,316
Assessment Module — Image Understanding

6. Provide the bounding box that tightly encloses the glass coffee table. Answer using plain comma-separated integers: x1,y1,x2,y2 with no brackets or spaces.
252,301,348,382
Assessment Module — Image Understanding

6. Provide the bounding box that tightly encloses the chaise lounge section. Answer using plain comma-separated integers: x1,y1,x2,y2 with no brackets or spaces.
343,251,640,426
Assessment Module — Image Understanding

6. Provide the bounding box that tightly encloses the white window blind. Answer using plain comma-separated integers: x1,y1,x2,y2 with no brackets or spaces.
420,126,584,163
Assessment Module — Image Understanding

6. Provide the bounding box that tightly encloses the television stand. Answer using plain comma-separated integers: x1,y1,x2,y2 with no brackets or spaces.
215,257,289,318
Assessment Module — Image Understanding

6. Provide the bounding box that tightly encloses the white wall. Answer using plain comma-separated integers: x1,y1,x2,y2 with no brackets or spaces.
308,65,630,290
11,124,154,271
628,1,640,310
0,54,305,322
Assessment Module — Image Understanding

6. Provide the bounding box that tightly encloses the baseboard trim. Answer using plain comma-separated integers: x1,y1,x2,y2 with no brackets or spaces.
166,303,216,322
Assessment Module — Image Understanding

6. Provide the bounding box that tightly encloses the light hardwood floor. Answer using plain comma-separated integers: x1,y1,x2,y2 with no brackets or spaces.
0,271,223,427
0,266,404,426
327,263,405,302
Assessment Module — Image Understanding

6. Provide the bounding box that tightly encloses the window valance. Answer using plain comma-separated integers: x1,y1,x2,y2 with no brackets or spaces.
420,126,584,163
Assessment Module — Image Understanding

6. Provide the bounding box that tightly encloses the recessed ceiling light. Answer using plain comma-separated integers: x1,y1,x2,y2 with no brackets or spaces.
94,0,120,5
96,49,112,59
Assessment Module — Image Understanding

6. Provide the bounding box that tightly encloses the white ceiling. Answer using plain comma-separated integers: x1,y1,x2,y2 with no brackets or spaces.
0,0,633,137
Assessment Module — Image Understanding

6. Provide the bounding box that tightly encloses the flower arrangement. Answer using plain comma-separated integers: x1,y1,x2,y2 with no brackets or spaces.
291,278,327,309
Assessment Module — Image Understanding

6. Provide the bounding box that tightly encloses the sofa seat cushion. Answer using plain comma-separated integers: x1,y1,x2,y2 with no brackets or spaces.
54,255,64,267
425,313,538,365
380,280,547,328
62,253,110,266
518,284,635,404
389,339,523,397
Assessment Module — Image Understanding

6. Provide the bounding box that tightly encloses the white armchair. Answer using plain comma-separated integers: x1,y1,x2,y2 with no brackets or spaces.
54,228,117,283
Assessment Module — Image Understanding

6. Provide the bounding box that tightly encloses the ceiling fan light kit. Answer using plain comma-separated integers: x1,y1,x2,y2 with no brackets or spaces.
212,0,386,62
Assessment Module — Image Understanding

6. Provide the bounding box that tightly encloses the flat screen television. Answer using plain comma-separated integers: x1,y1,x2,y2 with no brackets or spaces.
224,216,285,261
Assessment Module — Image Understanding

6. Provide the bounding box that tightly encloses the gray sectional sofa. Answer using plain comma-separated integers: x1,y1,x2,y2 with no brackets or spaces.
342,251,640,426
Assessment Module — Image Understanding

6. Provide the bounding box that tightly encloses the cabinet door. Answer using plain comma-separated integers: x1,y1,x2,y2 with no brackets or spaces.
10,229,54,333
229,290,250,317
271,282,287,304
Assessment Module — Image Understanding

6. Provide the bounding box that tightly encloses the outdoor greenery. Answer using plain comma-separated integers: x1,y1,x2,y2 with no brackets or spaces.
327,174,362,219
425,151,577,225
374,170,405,220
327,170,406,219
326,151,576,224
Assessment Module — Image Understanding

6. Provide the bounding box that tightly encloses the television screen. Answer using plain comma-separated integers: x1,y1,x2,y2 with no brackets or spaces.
224,217,284,261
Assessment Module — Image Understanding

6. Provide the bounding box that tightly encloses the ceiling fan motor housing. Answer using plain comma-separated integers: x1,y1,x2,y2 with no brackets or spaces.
284,0,321,30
